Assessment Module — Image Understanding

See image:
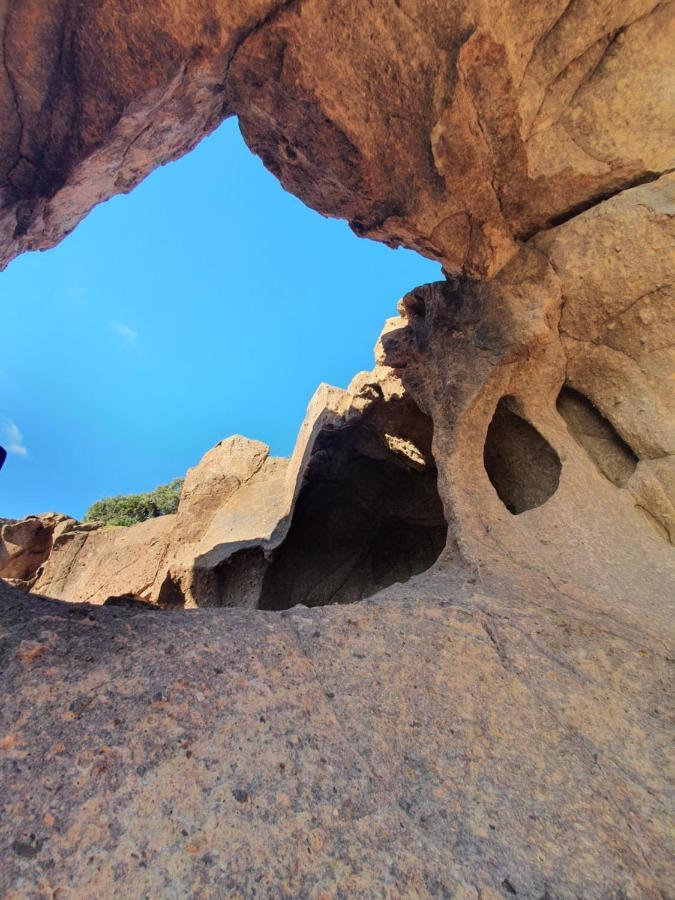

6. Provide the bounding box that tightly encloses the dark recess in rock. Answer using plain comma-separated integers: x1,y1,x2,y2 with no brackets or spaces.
103,594,158,610
258,426,446,610
557,386,638,488
201,410,448,611
209,548,269,610
484,397,561,514
156,573,187,610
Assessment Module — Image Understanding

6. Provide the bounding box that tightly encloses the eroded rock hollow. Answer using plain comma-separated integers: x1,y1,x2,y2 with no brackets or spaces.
1,2,674,897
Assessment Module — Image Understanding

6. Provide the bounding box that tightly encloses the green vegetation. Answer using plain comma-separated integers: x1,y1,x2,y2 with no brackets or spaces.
84,478,184,527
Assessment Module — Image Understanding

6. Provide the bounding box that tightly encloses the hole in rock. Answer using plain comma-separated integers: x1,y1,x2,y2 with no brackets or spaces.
207,400,448,610
484,397,561,514
556,386,638,487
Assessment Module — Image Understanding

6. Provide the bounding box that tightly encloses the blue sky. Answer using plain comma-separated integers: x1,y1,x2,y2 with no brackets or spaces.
1,118,440,521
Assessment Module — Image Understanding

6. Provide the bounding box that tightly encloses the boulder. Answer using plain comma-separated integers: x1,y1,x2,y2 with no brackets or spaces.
31,515,175,607
0,513,76,585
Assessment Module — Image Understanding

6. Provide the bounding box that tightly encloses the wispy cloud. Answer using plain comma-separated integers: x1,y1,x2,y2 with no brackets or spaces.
1,420,28,457
111,321,138,344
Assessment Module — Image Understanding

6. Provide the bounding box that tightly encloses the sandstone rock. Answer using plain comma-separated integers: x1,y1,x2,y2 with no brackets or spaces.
27,366,447,610
0,513,75,585
1,2,673,276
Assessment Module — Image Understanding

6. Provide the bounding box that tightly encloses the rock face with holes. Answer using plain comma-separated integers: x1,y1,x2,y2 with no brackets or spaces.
376,174,674,625
1,1,675,897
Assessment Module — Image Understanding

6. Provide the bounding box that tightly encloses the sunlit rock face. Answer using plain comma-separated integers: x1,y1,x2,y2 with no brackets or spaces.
1,1,674,897
384,176,674,623
0,514,75,586
12,365,447,610
1,1,673,275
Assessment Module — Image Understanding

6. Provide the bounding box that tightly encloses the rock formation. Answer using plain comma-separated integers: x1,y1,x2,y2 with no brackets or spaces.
4,366,447,610
0,513,78,588
1,1,673,276
1,1,674,897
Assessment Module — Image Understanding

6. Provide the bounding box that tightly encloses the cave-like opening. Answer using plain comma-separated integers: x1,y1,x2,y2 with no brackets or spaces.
484,397,561,514
557,386,638,487
1,117,440,523
206,400,447,611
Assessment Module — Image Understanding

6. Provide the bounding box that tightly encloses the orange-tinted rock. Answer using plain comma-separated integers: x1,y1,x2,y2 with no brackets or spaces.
0,2,674,897
1,1,673,275
0,513,75,585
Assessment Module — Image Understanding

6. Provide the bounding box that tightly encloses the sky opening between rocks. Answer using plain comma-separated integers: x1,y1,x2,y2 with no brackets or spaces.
0,117,440,520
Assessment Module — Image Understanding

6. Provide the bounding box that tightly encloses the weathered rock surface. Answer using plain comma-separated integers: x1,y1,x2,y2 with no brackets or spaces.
1,1,673,275
1,1,674,897
0,514,77,587
2,175,674,896
11,176,673,616
1,567,673,898
17,366,446,610
29,514,175,608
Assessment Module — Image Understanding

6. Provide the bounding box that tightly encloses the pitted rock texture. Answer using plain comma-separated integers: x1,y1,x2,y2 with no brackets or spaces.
1,1,673,275
373,177,675,639
1,572,673,898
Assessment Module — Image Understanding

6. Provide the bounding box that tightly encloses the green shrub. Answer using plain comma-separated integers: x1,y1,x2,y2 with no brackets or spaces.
84,478,184,527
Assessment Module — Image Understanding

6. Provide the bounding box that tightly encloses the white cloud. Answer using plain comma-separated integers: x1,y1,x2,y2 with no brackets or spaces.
111,321,138,344
1,420,28,457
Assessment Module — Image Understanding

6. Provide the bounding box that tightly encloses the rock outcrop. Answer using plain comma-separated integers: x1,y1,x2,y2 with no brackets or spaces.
0,514,78,588
1,1,674,897
8,366,447,610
